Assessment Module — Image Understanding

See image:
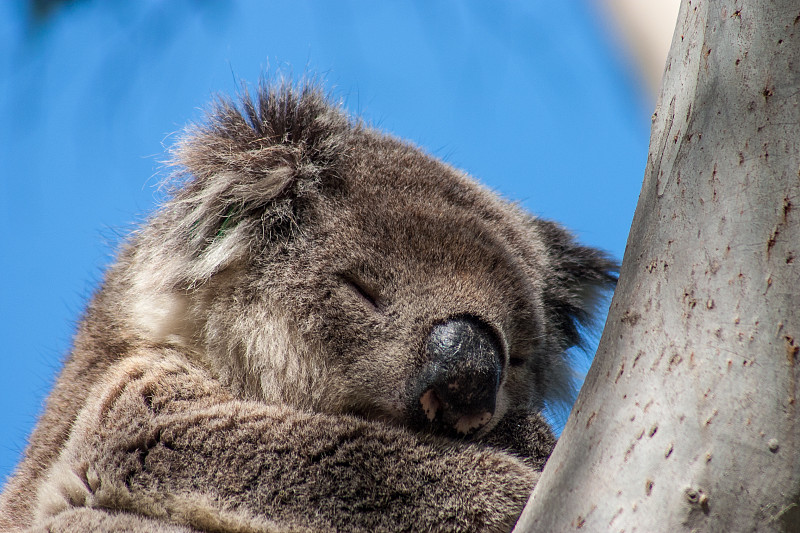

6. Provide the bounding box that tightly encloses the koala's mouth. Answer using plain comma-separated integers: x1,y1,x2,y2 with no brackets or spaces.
419,388,494,436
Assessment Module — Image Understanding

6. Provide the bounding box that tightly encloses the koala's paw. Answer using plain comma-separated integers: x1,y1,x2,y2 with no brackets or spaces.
34,460,102,523
478,410,557,470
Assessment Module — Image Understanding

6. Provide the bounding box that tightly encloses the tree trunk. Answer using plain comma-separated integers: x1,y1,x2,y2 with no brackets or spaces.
515,1,800,531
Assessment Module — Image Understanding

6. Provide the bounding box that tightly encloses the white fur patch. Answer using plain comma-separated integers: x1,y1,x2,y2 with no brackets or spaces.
131,292,190,343
242,313,329,409
128,265,193,347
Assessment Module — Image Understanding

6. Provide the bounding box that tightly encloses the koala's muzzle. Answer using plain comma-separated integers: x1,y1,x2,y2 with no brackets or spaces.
410,316,503,436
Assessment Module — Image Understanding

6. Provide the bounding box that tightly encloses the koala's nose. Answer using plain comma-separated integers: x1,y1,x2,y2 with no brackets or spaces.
414,316,503,436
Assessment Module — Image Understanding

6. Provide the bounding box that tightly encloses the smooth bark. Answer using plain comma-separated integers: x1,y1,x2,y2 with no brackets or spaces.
516,1,800,530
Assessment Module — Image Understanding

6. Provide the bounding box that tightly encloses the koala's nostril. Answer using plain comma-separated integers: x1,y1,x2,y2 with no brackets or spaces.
412,316,503,436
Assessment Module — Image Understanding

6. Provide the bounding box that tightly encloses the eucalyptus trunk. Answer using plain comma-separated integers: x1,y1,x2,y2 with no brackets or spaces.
516,0,800,530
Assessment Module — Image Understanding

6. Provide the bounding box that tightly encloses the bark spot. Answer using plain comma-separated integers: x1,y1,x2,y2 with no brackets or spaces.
650,349,665,372
620,310,641,326
685,487,710,514
645,479,654,496
786,336,799,363
665,443,674,458
649,424,658,437
768,438,780,452
683,289,698,310
586,411,597,428
615,363,625,383
624,439,637,461
767,227,779,256
632,351,643,368
608,508,624,527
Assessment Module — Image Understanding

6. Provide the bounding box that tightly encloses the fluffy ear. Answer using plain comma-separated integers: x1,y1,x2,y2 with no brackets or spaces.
532,218,619,351
156,82,353,284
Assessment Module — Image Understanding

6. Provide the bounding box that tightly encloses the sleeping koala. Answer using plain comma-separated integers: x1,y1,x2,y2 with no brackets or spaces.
0,83,616,532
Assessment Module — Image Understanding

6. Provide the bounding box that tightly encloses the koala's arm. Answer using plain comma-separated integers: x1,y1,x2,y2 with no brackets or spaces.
32,351,541,533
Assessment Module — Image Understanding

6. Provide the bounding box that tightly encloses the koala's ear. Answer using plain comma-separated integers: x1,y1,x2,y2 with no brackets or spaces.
158,82,352,283
532,218,619,350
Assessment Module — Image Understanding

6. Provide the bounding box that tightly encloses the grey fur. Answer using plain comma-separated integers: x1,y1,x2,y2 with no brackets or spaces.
0,82,616,532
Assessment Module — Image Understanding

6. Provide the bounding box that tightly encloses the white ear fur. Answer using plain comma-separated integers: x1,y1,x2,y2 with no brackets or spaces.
185,219,255,284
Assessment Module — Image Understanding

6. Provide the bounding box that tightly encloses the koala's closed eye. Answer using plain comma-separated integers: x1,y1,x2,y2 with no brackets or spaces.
509,356,526,367
341,273,382,311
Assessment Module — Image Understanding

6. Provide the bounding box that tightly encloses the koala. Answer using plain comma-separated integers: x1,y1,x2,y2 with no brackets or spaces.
0,82,616,532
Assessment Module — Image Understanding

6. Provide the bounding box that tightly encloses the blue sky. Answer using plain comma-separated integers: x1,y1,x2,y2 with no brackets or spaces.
0,0,650,483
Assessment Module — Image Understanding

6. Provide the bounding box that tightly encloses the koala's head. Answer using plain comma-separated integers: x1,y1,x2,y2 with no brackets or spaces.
117,83,616,439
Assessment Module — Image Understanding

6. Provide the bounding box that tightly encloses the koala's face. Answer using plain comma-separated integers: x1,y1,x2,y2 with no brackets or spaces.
284,140,557,438
127,87,615,440
297,208,545,437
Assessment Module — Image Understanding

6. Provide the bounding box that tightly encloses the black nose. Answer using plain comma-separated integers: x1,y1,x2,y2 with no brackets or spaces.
411,316,503,436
